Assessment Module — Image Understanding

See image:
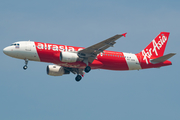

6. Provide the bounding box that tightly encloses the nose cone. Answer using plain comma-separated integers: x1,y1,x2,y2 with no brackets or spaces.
3,47,9,55
3,47,12,56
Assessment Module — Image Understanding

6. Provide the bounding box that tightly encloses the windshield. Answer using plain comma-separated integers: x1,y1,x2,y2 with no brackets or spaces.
11,43,19,46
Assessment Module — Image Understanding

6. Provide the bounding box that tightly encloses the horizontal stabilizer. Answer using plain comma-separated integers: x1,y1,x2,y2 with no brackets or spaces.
150,53,176,64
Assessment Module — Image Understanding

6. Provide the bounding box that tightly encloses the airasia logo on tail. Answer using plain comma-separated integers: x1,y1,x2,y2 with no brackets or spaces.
152,35,167,56
142,35,167,64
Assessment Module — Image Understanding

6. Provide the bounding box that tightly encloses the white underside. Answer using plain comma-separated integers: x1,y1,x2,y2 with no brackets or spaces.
123,53,142,70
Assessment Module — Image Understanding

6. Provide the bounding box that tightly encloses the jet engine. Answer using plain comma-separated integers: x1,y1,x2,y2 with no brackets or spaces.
47,65,70,76
60,51,79,63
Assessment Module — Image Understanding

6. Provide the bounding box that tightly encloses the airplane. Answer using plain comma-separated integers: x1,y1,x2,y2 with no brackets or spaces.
3,32,176,82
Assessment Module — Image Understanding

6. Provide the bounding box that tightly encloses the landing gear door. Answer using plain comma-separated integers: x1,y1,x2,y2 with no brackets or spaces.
25,41,31,51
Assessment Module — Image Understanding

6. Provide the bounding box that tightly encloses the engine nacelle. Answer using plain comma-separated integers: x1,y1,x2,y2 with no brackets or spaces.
47,65,70,76
60,51,79,63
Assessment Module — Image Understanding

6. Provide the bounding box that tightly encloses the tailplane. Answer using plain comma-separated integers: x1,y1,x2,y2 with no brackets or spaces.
150,53,176,64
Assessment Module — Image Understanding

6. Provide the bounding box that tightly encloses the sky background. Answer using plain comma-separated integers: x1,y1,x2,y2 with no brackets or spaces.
0,0,180,120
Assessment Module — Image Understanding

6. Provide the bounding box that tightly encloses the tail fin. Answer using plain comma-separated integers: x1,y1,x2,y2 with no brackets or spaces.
140,32,170,64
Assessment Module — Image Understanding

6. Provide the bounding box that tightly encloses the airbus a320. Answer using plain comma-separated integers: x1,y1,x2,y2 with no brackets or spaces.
3,32,176,82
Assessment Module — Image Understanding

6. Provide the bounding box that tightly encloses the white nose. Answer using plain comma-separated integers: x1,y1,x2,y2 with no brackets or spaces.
3,47,12,56
3,47,9,55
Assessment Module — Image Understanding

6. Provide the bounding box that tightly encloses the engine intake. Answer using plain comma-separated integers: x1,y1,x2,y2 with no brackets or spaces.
60,51,79,63
47,65,70,76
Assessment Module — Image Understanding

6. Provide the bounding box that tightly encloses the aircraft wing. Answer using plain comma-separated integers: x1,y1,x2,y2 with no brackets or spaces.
78,33,127,63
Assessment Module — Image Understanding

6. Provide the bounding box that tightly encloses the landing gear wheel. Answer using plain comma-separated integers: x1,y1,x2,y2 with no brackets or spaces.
85,66,91,73
75,75,82,82
23,59,28,70
23,65,28,70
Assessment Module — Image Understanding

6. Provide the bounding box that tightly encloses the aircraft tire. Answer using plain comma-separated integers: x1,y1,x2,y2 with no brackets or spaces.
23,65,28,70
75,75,82,82
85,66,91,73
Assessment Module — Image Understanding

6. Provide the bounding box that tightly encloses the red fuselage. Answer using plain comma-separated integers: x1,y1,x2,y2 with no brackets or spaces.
34,42,172,71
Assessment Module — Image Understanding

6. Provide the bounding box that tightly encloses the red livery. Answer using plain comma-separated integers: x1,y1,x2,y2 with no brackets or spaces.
3,32,175,81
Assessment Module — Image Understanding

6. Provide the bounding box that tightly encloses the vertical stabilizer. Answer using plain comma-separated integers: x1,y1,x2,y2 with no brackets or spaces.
140,32,170,64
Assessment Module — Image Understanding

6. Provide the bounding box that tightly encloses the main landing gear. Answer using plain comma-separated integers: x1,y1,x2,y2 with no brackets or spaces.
74,60,91,82
23,59,28,70
75,75,82,82
85,66,91,73
75,66,91,82
83,58,91,73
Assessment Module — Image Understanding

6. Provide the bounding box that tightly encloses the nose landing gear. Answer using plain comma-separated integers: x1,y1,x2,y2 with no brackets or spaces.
23,59,28,70
23,65,28,70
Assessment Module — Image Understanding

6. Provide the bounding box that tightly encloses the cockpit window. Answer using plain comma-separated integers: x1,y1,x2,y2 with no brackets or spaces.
11,43,20,46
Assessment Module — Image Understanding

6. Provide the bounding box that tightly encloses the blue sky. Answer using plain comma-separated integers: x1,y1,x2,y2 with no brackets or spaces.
0,0,180,120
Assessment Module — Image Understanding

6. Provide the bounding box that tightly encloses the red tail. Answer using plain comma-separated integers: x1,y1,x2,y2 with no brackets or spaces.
140,32,170,64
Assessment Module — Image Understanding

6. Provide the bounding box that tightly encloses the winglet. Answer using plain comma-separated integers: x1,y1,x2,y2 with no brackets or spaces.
122,33,127,37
